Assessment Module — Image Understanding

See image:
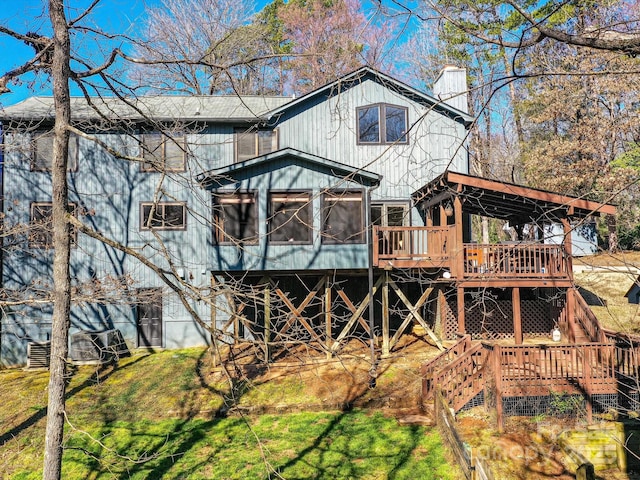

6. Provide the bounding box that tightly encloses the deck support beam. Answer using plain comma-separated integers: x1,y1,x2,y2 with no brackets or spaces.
513,287,523,345
382,270,390,356
325,276,332,359
457,287,465,337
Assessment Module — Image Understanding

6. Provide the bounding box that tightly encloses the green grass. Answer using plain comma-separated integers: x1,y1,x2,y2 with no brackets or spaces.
0,348,458,479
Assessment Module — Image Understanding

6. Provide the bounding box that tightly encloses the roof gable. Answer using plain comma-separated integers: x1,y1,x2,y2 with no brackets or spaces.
198,148,381,188
265,67,473,127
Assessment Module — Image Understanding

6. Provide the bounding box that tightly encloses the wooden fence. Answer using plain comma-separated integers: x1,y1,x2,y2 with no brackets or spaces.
434,390,495,480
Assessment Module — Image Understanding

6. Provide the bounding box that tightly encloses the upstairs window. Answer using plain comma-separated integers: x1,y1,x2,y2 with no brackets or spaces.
140,132,186,172
268,192,312,244
140,202,187,230
213,192,258,244
235,128,278,162
31,130,78,171
356,104,408,145
321,191,364,244
30,202,77,248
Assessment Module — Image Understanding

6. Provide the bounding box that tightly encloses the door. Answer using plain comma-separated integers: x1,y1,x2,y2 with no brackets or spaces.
372,203,409,255
137,290,162,347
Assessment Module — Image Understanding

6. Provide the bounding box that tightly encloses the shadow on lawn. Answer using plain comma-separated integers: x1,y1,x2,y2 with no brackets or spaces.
112,346,429,480
0,353,152,447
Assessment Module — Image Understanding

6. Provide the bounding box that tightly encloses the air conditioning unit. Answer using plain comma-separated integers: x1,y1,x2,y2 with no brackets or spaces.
69,329,129,364
27,341,51,369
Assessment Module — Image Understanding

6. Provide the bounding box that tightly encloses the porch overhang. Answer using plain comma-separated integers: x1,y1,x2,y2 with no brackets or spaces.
413,171,617,224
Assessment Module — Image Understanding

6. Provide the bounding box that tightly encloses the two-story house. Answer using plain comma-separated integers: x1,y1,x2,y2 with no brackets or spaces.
0,67,474,366
0,65,617,369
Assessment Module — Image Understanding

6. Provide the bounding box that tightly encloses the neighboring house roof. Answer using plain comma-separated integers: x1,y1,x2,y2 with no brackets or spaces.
0,95,292,123
414,171,617,223
625,276,640,299
265,66,474,127
198,147,381,188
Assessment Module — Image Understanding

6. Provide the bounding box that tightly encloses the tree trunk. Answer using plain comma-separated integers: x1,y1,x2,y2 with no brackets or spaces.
42,1,72,479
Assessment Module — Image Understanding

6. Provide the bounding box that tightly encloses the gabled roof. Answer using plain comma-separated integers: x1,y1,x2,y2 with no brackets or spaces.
414,171,616,223
0,95,292,123
265,66,474,127
198,148,381,188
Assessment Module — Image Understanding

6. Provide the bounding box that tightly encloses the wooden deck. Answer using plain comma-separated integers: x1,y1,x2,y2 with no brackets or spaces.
373,226,571,281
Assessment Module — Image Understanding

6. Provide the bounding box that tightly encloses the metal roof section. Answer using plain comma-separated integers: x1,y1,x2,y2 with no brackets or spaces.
0,95,292,123
198,147,381,188
265,66,474,127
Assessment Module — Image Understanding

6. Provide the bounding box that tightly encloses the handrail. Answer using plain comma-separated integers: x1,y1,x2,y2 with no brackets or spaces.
462,243,568,278
421,334,472,400
574,288,607,343
373,225,455,263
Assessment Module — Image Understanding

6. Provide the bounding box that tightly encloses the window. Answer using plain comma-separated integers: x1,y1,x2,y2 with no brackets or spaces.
356,104,408,145
31,130,78,171
235,128,278,162
268,192,312,244
213,192,258,244
30,202,77,248
321,191,364,244
371,203,409,227
140,203,187,230
140,132,186,172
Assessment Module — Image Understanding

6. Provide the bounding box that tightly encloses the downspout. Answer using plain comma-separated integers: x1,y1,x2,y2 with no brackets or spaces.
366,181,380,388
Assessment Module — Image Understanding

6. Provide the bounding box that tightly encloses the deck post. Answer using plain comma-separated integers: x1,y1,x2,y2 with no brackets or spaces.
211,274,219,367
566,287,576,343
561,218,574,280
454,197,464,278
382,271,390,357
325,275,332,359
494,344,504,432
513,287,523,344
457,287,465,335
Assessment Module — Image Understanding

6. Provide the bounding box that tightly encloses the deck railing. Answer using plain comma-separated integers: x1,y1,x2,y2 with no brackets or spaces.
421,334,472,400
574,289,607,343
463,243,568,278
373,225,454,266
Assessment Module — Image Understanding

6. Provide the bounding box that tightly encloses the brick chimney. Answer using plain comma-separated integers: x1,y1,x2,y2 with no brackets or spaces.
432,65,468,114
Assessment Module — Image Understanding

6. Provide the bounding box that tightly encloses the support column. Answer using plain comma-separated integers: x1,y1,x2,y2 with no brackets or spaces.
454,197,464,278
513,287,523,344
457,287,465,335
325,276,332,359
382,271,390,357
561,218,574,280
566,287,576,343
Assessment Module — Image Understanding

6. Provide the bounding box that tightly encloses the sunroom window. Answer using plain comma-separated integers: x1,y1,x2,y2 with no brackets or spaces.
213,192,258,244
268,192,312,244
321,191,364,244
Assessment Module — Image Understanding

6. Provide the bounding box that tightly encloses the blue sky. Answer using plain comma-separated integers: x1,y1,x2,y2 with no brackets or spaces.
0,0,414,108
0,0,155,107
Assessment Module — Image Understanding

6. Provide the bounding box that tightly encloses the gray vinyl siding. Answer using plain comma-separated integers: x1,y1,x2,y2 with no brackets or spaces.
1,130,213,364
272,79,469,200
0,74,469,364
209,160,372,272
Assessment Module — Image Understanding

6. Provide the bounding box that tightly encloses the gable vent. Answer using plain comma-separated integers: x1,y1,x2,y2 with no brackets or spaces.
27,341,51,369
